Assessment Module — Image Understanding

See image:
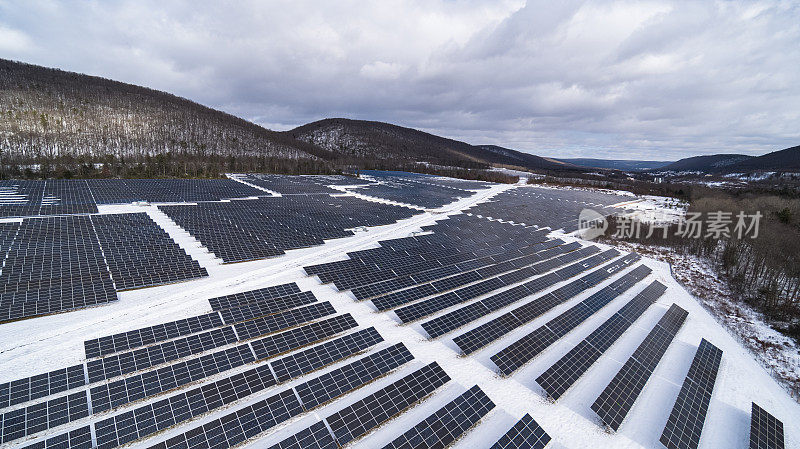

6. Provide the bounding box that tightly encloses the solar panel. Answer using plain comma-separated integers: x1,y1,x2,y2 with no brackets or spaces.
90,344,255,413
208,283,301,311
86,326,238,383
0,365,85,408
0,392,88,443
220,290,318,324
750,403,784,449
264,421,338,449
536,281,666,400
95,363,277,448
146,389,303,449
324,362,451,446
659,339,723,449
18,425,92,449
591,303,688,431
270,327,384,382
295,343,414,409
491,265,652,375
233,301,336,340
382,385,495,449
250,314,358,359
490,413,551,449
84,312,222,359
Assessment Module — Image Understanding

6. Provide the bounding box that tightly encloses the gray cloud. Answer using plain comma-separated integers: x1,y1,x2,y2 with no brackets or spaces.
1,0,798,160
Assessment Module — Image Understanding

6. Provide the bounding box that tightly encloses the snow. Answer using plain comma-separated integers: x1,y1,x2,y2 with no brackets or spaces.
608,241,800,399
612,195,687,225
1,182,798,449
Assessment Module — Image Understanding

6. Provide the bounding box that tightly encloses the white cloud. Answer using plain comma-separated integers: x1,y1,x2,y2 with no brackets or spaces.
0,25,33,53
1,0,798,160
359,61,407,80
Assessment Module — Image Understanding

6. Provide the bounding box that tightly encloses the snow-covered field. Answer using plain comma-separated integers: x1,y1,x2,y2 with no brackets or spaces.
0,181,797,449
609,241,800,400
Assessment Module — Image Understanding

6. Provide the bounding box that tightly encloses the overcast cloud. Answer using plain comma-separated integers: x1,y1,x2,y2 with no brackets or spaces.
1,0,799,160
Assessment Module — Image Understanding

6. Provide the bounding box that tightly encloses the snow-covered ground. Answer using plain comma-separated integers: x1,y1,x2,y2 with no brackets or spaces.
608,241,800,400
1,182,798,449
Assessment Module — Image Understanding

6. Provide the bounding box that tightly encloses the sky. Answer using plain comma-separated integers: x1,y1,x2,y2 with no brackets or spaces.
1,0,799,161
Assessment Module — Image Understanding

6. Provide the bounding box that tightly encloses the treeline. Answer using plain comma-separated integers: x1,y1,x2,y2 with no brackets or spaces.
2,152,337,179
0,59,332,170
352,159,519,184
600,193,800,337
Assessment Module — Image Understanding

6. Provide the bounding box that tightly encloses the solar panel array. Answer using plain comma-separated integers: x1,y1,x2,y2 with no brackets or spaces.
465,186,628,231
490,413,552,449
160,195,417,263
84,312,222,359
325,362,451,445
2,279,407,448
452,252,640,355
351,172,480,208
2,174,773,449
0,179,267,217
536,280,667,400
0,215,117,322
591,303,689,431
0,180,97,218
659,339,723,449
234,174,372,194
0,211,209,322
264,421,337,449
86,179,263,204
490,264,652,375
750,403,784,449
92,213,208,290
382,385,495,449
421,247,616,340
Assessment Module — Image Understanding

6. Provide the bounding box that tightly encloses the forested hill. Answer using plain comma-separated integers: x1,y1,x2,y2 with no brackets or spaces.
287,118,578,172
0,58,333,176
659,145,800,173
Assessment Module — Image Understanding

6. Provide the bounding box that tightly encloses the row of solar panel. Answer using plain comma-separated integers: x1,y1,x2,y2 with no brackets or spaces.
490,264,652,376
536,280,669,401
592,303,689,431
3,287,328,417
464,186,628,232
450,251,637,356
160,195,418,263
393,244,604,324
4,315,370,446
420,246,607,339
33,284,312,407
0,213,207,322
0,179,269,218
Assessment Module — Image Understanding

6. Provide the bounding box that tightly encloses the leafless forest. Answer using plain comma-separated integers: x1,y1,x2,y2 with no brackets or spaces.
602,194,800,338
